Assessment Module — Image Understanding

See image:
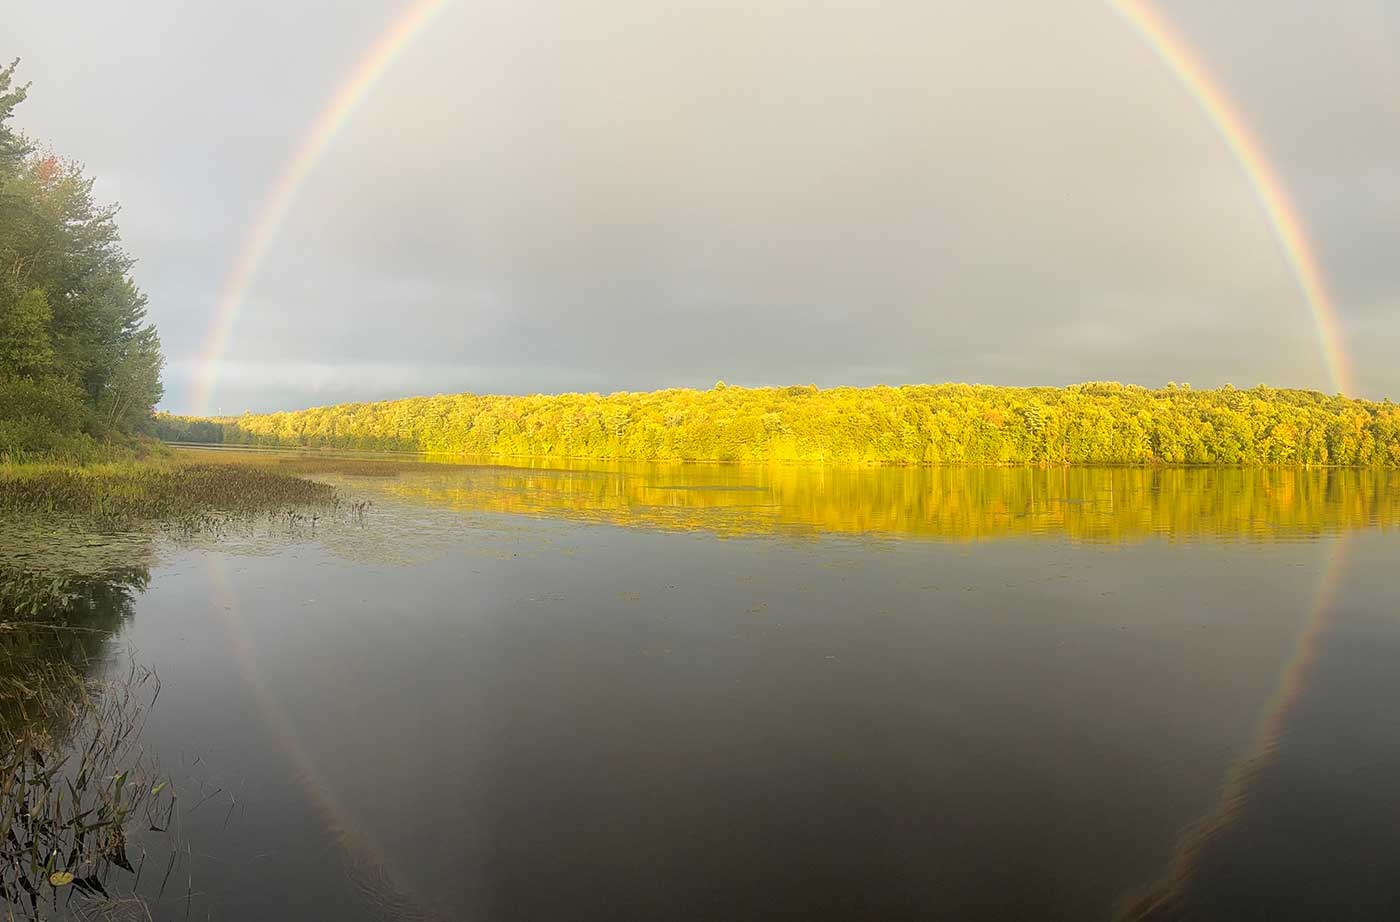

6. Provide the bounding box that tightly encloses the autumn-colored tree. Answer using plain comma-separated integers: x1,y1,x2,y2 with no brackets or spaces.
171,382,1400,468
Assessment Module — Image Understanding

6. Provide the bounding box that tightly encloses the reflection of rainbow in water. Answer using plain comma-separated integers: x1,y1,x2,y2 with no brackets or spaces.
1210,532,1352,823
1121,533,1353,918
185,0,1366,907
205,555,447,921
1242,534,1351,760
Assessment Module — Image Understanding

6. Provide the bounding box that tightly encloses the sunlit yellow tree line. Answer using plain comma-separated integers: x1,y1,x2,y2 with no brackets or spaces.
156,382,1400,466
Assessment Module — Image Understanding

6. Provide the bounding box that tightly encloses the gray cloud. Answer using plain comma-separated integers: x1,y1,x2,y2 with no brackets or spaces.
9,0,1397,412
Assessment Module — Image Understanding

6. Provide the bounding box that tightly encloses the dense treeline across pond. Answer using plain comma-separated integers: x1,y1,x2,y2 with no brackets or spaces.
0,62,163,462
158,381,1400,466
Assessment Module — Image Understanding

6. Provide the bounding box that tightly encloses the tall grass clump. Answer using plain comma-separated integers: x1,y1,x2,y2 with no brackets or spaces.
0,460,336,527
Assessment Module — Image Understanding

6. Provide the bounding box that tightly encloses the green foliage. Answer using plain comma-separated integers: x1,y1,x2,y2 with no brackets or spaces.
0,61,164,458
151,411,227,445
191,381,1400,467
0,288,54,376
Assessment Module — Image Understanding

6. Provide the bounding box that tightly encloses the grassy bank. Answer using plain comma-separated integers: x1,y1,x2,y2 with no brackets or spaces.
158,382,1400,466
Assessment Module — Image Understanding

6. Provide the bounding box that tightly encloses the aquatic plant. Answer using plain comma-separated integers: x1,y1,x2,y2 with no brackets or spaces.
1,659,176,921
0,460,336,528
0,557,181,921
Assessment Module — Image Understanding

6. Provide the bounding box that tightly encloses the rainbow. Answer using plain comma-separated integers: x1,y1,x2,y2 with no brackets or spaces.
1124,530,1352,908
193,0,1356,412
1108,0,1354,396
192,0,450,415
205,555,447,921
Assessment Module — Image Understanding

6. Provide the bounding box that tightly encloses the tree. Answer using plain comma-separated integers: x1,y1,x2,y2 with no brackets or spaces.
188,382,1400,468
0,287,54,376
102,325,164,433
0,60,165,455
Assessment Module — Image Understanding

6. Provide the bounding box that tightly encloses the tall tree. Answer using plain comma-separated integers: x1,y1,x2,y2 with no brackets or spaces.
0,59,164,456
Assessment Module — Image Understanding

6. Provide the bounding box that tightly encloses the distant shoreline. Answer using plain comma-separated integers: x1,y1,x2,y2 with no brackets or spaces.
164,443,1390,471
154,381,1400,468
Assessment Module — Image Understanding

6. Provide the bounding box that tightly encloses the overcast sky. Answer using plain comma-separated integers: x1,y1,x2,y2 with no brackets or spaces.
8,0,1400,412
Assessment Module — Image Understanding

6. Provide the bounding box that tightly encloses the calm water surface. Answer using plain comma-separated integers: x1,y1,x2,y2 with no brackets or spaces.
11,454,1400,920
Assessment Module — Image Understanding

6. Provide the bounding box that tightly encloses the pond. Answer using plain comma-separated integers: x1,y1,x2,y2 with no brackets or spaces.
6,453,1400,920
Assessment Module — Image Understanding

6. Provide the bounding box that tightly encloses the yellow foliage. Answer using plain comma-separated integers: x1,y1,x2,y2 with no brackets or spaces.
163,383,1400,467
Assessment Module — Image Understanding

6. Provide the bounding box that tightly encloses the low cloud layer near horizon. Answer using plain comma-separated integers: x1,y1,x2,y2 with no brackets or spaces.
10,0,1400,412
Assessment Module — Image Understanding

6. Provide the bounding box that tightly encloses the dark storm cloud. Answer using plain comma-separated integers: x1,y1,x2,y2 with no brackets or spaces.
8,0,1398,411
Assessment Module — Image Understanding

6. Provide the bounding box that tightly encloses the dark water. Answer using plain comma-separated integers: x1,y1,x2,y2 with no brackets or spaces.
8,456,1400,920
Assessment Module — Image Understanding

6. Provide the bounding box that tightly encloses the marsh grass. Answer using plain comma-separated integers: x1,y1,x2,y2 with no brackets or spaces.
0,564,178,921
0,452,348,919
1,458,341,551
0,462,335,521
0,564,167,917
1,655,177,921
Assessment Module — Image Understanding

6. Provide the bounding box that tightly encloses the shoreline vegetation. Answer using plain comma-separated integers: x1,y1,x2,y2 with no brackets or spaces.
0,453,338,644
0,454,341,921
0,455,336,524
156,381,1400,467
0,63,163,467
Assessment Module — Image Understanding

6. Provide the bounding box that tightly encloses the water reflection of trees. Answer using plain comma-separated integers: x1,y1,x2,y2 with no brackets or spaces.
1,562,148,734
371,464,1400,542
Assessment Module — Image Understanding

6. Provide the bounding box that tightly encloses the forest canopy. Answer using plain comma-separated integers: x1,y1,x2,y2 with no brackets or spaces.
0,61,163,460
157,382,1400,466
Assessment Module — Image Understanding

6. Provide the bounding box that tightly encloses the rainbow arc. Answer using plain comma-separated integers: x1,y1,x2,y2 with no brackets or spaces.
1108,0,1353,396
194,0,1353,413
190,3,1360,906
193,0,450,414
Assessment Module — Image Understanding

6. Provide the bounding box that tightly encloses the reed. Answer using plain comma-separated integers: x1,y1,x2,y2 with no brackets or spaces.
0,458,337,528
1,655,177,920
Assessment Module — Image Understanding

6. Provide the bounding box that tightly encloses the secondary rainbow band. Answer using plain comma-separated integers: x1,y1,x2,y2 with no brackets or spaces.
1108,0,1354,396
192,0,450,415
